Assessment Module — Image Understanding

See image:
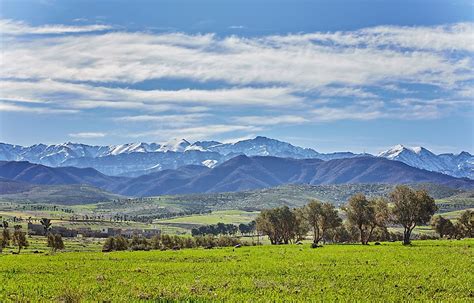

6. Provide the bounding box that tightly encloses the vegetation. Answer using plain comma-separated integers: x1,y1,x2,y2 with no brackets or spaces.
103,234,242,252
431,209,474,239
46,234,65,252
345,194,389,245
11,225,28,254
0,240,471,301
391,186,437,245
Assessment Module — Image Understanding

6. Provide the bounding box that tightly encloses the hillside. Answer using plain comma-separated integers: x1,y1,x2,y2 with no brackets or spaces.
96,183,467,222
1,157,473,199
112,156,474,196
0,161,126,188
0,182,122,204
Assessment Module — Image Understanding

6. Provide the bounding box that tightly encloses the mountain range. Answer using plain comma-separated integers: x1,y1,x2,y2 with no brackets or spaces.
0,137,472,179
1,156,472,199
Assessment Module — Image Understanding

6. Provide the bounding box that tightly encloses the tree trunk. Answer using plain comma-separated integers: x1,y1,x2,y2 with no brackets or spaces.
359,225,365,245
365,226,375,245
313,227,320,245
403,227,411,245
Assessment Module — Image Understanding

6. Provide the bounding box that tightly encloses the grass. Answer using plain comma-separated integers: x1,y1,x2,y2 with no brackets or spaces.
438,208,474,220
0,239,472,302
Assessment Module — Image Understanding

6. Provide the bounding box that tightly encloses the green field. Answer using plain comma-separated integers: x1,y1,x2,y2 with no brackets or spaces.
156,210,259,226
0,239,472,302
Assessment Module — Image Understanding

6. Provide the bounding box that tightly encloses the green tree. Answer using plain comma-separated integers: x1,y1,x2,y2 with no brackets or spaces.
390,186,437,245
345,194,374,245
256,206,298,244
431,216,454,238
458,210,473,238
294,207,310,242
12,225,28,254
1,221,10,252
366,197,390,243
47,233,65,252
305,200,342,245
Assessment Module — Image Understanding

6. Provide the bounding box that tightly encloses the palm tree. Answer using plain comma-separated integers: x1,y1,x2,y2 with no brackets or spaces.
39,218,52,235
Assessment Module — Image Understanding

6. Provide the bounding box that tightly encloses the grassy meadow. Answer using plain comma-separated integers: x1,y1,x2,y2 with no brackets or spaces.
155,210,259,226
0,239,472,302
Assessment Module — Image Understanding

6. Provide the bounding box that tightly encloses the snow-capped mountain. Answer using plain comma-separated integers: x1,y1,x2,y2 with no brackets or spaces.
1,138,472,179
191,136,321,158
158,139,191,152
378,145,473,179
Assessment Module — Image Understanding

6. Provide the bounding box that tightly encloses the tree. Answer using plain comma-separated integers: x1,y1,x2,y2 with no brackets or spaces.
345,194,374,245
47,233,65,252
390,186,437,245
12,225,28,254
276,206,297,244
458,210,473,238
431,216,454,238
1,221,10,252
256,206,298,244
305,200,342,245
40,218,52,235
294,207,310,242
367,197,390,243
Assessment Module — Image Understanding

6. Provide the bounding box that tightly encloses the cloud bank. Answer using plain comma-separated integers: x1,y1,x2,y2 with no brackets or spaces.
0,19,472,141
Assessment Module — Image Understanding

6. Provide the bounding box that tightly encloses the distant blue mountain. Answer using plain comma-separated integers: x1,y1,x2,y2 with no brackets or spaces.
111,156,474,196
1,156,473,198
1,137,472,179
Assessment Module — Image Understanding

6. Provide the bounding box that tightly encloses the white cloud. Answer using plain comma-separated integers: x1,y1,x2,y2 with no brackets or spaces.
0,80,302,110
0,101,78,114
69,132,107,138
0,20,472,132
311,106,383,122
233,115,308,125
1,24,471,89
0,19,112,35
268,23,474,52
127,124,262,141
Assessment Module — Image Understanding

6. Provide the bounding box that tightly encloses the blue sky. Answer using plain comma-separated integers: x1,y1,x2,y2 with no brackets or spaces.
0,0,473,154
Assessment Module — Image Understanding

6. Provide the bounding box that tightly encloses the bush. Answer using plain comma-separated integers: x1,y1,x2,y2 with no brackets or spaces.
102,235,129,252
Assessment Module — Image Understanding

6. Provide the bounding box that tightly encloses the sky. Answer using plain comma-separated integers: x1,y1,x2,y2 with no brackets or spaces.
0,0,473,154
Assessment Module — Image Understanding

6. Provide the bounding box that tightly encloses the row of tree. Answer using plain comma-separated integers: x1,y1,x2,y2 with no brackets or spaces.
191,221,256,237
255,185,465,245
0,222,29,253
103,234,242,252
0,218,65,254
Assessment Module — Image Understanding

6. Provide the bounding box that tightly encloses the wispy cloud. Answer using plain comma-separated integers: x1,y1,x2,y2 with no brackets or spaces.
0,101,78,114
1,24,471,88
0,19,112,35
127,124,262,141
0,20,472,142
69,132,107,139
0,80,302,110
233,115,308,126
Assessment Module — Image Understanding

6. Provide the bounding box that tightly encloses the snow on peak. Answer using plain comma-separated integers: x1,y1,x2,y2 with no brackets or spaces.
202,159,218,168
158,138,191,152
378,144,426,159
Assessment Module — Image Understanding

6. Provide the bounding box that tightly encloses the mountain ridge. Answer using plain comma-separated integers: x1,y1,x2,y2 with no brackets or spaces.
0,137,472,179
1,156,472,198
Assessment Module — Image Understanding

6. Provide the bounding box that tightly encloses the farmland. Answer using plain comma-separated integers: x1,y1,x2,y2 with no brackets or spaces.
0,239,472,302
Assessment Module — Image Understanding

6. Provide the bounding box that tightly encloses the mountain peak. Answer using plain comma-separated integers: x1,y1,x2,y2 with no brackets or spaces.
158,138,191,152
